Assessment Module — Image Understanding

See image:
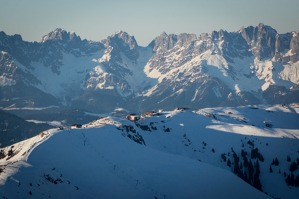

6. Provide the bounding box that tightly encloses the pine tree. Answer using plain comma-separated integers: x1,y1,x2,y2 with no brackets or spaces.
286,174,291,185
290,173,295,186
251,147,264,162
243,155,249,167
241,149,247,157
248,160,254,183
243,171,248,182
233,152,242,177
269,166,273,173
295,175,299,187
253,160,262,191
275,157,279,166
290,161,298,172
221,153,227,162
227,159,231,167
251,148,258,159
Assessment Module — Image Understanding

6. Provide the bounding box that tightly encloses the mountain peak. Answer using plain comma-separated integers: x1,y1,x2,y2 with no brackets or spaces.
149,32,178,51
258,22,265,28
159,31,168,37
257,23,277,35
0,31,23,42
107,31,138,50
114,30,129,37
41,28,81,43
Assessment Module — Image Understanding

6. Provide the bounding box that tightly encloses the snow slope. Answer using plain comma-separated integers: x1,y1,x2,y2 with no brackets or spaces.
0,127,269,199
1,104,299,198
30,51,101,97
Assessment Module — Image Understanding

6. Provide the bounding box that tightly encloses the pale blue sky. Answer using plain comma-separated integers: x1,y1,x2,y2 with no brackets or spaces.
1,0,298,46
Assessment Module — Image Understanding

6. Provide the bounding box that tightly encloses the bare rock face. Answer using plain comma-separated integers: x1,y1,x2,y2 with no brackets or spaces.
290,32,299,62
148,32,178,53
240,23,277,60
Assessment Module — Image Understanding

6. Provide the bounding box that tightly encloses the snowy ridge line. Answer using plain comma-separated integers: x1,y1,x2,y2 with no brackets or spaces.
23,129,59,161
0,129,59,185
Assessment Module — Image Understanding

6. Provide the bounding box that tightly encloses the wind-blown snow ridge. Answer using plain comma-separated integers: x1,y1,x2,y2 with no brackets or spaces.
0,129,58,185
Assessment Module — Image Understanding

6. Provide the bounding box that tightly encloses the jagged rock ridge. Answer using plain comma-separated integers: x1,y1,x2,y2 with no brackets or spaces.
0,23,299,113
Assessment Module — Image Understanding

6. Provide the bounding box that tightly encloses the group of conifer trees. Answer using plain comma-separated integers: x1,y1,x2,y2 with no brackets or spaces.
222,147,263,191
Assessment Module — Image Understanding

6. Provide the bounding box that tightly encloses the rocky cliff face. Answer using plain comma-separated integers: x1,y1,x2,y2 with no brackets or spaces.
290,32,299,62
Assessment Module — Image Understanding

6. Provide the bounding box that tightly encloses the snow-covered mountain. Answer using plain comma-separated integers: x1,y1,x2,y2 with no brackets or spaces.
0,104,298,198
1,23,299,113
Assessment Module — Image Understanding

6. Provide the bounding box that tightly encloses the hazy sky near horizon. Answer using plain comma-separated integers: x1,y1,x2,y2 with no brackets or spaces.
1,0,298,46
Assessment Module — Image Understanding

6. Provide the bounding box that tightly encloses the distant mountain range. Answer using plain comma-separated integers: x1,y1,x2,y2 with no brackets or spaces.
0,23,299,113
